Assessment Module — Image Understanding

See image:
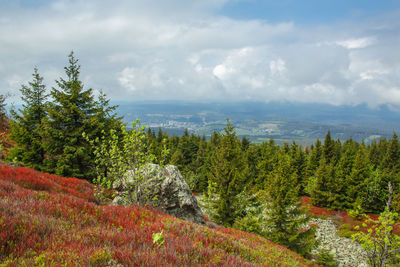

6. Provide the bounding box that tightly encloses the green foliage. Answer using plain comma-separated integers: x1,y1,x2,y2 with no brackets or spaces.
41,52,98,179
336,223,355,238
304,176,317,196
348,199,365,220
9,67,48,170
152,230,165,248
352,209,400,266
207,119,248,227
88,120,155,203
314,248,337,267
264,153,317,257
39,52,120,180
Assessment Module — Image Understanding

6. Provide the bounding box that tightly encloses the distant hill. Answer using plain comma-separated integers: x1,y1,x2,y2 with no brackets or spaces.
115,100,400,145
0,163,315,266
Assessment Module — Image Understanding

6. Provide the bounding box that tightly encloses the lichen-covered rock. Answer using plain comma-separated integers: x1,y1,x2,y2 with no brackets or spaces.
312,218,368,267
112,163,205,225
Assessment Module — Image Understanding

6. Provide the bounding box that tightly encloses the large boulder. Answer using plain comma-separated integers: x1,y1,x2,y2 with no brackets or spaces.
112,163,205,225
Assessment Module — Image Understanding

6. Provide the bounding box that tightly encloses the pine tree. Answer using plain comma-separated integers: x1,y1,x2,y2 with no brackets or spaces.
207,119,248,227
264,153,316,257
9,67,48,169
42,52,98,179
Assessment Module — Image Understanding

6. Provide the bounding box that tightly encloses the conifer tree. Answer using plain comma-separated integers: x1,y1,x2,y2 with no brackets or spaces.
323,130,336,164
290,142,307,193
9,67,48,169
0,94,6,119
304,139,322,195
256,138,279,189
382,133,400,173
207,119,248,227
42,52,98,179
347,142,370,206
311,159,335,207
264,153,316,257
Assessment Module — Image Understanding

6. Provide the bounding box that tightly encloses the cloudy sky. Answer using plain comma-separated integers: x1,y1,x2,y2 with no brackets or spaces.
1,0,400,106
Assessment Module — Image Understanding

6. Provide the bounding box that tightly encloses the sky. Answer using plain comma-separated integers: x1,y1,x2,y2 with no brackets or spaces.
1,0,400,107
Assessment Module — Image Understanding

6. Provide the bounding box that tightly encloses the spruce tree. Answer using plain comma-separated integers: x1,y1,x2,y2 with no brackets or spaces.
311,159,335,207
256,138,279,189
323,130,336,164
382,133,400,173
0,94,6,119
42,52,97,179
207,119,248,227
9,67,48,169
347,142,370,206
264,153,316,257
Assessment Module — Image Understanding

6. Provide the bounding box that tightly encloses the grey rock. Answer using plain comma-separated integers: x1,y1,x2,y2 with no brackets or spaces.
112,163,205,225
311,218,368,267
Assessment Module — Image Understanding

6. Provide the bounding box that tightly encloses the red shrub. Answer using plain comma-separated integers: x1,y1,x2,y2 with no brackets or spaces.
0,164,316,266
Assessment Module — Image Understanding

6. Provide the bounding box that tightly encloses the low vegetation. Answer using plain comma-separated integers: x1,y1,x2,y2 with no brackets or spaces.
0,163,316,266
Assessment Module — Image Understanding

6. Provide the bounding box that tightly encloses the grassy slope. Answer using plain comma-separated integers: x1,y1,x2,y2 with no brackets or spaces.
0,164,316,266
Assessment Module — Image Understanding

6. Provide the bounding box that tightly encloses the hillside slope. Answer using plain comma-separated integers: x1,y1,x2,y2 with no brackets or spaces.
0,163,316,266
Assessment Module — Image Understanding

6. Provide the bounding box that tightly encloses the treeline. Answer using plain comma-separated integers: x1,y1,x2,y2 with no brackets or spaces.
147,124,400,214
6,52,400,217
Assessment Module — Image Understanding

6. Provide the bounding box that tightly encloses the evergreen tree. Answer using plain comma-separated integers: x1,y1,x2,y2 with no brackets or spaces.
207,119,248,227
42,52,98,179
304,139,322,195
9,67,48,169
241,136,250,151
264,153,316,257
336,138,357,179
0,94,6,119
382,133,400,173
323,130,336,164
246,144,261,188
289,142,307,193
191,135,209,192
311,159,335,207
256,138,279,190
347,142,370,206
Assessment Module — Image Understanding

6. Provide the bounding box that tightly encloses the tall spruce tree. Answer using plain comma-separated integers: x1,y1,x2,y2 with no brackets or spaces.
256,138,279,189
323,130,336,164
42,52,97,179
264,153,316,257
311,159,335,207
347,142,370,206
207,119,248,227
9,67,48,169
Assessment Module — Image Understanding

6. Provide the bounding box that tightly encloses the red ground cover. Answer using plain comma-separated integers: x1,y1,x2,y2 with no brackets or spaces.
0,164,316,266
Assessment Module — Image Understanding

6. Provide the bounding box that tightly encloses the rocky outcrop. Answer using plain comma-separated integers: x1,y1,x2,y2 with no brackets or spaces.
112,164,205,225
312,218,368,267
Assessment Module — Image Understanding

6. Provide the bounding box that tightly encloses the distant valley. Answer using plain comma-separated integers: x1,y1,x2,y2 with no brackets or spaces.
115,101,400,145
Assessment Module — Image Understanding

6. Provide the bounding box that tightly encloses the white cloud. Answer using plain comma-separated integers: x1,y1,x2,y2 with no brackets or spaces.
0,1,399,106
270,59,286,76
336,37,376,49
